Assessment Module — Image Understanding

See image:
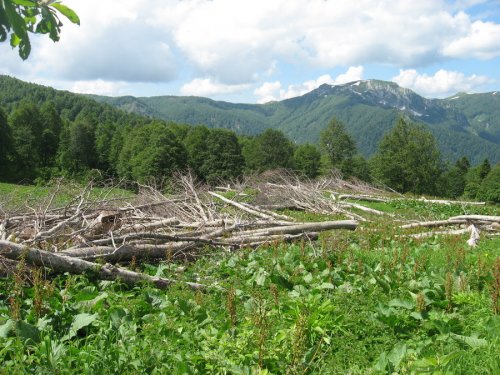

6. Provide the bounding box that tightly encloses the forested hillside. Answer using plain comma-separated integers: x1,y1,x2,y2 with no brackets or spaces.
94,80,500,165
0,75,499,202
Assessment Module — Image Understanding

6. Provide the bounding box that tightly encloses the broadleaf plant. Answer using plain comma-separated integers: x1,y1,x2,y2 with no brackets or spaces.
0,0,79,59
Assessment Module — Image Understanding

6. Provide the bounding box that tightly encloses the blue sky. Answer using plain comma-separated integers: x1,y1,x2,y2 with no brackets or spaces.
1,0,500,103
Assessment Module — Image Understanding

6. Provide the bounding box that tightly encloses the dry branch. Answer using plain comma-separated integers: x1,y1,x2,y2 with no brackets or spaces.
448,215,500,222
400,219,468,229
0,240,204,290
208,191,278,221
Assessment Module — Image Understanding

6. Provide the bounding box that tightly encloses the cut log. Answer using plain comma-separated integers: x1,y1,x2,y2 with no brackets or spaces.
118,218,180,234
414,198,486,206
209,191,278,221
339,202,387,216
400,219,468,229
448,215,500,223
337,194,389,203
408,228,472,239
59,242,198,262
0,240,204,290
231,220,357,237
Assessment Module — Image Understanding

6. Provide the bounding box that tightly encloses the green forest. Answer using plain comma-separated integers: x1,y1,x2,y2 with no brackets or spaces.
1,2,499,374
0,75,499,202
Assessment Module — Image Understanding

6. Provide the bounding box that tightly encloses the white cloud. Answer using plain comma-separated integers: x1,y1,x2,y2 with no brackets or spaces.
0,0,178,87
254,81,282,103
332,66,365,85
180,78,249,97
71,80,130,96
442,21,500,59
153,0,500,84
392,69,491,97
254,66,364,103
1,0,500,98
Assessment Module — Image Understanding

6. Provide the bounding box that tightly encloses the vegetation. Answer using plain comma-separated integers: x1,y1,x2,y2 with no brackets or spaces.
1,75,499,201
1,191,499,373
92,80,500,165
371,118,443,196
0,0,79,59
319,118,356,174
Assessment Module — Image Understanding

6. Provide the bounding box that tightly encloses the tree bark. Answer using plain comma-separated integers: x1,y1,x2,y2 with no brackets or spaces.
0,240,204,289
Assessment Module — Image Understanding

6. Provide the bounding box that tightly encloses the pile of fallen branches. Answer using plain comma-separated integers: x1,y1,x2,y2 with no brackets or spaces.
1,171,498,289
0,173,359,289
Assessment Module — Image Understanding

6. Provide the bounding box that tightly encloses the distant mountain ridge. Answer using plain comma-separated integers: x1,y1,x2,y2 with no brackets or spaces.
92,79,500,164
0,75,497,164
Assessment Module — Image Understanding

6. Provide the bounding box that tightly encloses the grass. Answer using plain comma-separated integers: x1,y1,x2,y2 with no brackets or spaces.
0,182,133,211
0,187,499,373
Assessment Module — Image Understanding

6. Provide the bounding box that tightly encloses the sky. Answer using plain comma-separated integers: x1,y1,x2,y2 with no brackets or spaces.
1,0,500,103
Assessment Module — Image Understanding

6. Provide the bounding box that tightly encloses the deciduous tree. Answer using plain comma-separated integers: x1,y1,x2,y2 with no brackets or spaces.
243,129,294,172
371,118,442,195
118,122,187,182
293,143,321,178
0,0,79,59
0,107,12,179
319,118,356,174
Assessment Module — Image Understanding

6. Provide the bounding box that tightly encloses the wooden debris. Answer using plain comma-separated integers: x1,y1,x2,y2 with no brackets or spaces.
0,240,204,290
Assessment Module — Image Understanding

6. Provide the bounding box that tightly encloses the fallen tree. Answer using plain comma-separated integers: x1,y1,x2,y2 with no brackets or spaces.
0,240,205,290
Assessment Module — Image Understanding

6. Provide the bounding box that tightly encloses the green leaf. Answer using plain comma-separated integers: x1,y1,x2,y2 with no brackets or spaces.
64,313,98,341
255,270,266,286
303,272,313,284
51,2,80,25
15,321,40,344
109,307,129,328
0,319,16,338
372,352,388,372
40,7,60,42
4,0,27,37
450,333,488,349
388,298,415,310
9,32,20,47
18,36,30,59
11,0,37,6
387,342,407,369
318,282,335,290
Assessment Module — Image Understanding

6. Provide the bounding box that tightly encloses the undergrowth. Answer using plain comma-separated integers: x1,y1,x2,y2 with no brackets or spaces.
0,197,499,373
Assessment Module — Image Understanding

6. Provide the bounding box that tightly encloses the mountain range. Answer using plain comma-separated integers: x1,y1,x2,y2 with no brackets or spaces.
90,80,499,164
0,75,498,165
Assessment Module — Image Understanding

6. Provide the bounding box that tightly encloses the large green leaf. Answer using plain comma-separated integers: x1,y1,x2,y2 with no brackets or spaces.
10,0,37,6
40,6,60,41
18,36,30,59
15,321,41,344
3,0,27,37
64,313,98,341
450,333,488,349
387,342,407,369
0,319,15,338
388,298,415,310
51,2,80,25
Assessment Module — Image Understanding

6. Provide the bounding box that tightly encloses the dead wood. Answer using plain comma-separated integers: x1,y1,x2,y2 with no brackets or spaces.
209,191,278,221
229,220,357,237
0,240,204,290
400,219,468,229
448,215,500,222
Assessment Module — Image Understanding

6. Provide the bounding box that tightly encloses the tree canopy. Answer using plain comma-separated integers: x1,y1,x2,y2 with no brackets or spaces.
319,118,356,174
371,118,443,195
243,129,295,172
117,122,187,182
0,0,79,59
293,143,321,178
477,164,500,203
